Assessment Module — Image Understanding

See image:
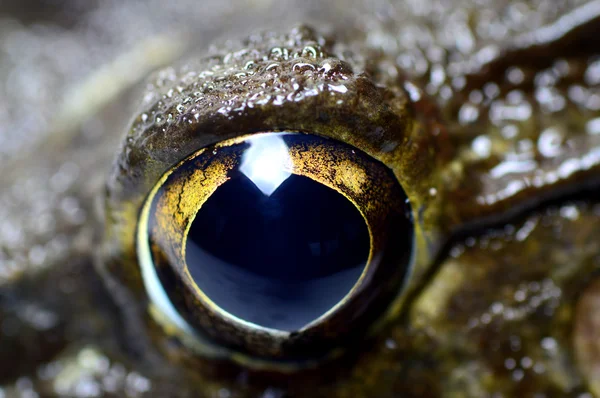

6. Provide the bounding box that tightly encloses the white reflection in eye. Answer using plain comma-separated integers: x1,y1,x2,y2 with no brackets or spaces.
240,134,292,196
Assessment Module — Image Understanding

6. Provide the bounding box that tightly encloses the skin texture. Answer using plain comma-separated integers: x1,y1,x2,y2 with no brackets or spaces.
1,0,600,396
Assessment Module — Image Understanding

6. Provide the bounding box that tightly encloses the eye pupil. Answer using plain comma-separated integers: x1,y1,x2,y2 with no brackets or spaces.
185,171,370,332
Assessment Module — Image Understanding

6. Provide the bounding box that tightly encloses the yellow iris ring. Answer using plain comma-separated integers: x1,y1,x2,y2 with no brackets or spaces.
140,131,408,364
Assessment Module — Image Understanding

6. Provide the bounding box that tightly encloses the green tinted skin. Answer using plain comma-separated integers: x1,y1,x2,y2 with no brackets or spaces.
1,0,600,396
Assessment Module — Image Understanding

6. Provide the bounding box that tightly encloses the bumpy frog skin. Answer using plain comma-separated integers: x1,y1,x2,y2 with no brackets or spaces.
1,0,600,396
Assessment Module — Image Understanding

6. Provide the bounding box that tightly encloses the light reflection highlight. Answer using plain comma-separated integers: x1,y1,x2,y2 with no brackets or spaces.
240,134,292,196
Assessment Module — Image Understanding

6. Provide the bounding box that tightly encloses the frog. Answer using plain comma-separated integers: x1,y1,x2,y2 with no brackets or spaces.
1,0,600,396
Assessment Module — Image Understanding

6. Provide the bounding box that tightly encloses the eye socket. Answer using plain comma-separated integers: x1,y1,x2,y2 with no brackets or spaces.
137,131,414,362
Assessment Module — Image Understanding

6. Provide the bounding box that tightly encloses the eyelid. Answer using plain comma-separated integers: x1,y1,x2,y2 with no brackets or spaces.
103,25,452,371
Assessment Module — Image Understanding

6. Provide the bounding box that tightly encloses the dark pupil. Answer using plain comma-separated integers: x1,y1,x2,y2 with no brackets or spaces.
185,171,370,331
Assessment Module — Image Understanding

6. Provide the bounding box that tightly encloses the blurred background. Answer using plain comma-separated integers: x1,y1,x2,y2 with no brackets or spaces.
0,0,342,164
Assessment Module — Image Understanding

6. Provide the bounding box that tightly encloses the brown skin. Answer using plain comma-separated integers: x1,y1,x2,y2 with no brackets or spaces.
1,0,600,396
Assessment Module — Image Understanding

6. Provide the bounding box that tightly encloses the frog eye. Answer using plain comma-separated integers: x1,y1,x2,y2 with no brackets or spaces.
136,131,414,363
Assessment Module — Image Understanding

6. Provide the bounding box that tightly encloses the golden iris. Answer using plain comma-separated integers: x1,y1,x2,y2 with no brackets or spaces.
136,131,414,364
